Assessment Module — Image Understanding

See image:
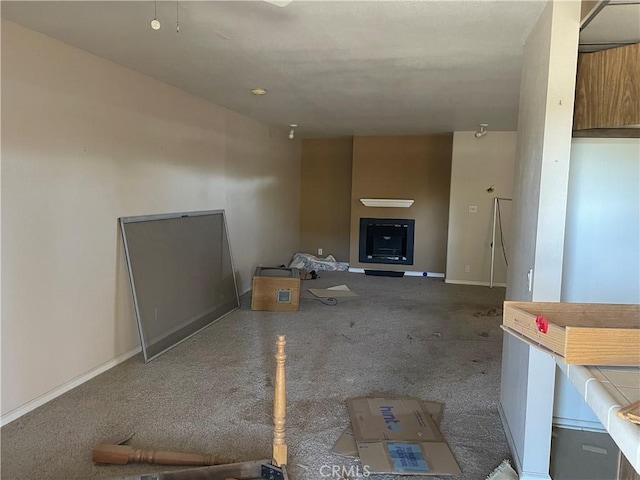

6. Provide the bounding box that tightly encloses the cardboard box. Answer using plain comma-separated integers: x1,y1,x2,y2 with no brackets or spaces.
346,397,461,476
251,267,300,312
332,399,444,458
502,302,640,366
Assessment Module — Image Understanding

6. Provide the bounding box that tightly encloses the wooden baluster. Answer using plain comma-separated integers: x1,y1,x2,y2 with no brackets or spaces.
92,443,227,466
272,335,287,467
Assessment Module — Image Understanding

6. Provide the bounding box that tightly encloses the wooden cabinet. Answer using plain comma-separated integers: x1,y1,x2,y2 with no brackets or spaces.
574,43,640,132
251,267,300,312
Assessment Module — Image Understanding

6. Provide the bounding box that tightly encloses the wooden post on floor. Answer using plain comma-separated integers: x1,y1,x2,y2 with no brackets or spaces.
272,335,287,467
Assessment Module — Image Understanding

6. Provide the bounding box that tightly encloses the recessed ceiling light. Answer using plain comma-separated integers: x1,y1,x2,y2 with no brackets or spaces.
151,19,161,30
251,88,267,96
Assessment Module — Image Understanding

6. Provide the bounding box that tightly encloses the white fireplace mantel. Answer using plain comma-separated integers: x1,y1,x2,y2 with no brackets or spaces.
360,198,414,208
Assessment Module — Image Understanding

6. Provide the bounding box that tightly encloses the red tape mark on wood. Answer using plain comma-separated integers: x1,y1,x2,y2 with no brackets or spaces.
536,316,549,334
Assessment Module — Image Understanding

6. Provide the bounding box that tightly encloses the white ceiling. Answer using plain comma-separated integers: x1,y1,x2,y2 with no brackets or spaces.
2,1,559,137
580,1,640,50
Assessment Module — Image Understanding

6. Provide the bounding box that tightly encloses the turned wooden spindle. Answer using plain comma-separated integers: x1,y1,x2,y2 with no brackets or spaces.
272,335,287,467
92,444,231,466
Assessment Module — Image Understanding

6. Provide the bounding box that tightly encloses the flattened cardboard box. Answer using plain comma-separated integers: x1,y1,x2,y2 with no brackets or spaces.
346,397,461,476
332,399,445,458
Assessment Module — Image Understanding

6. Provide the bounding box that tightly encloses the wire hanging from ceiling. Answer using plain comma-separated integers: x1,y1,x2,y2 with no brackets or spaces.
150,0,181,33
496,199,508,267
489,197,512,288
176,0,180,33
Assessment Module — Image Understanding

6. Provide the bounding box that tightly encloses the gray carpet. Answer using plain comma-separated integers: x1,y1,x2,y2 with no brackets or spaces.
1,272,510,480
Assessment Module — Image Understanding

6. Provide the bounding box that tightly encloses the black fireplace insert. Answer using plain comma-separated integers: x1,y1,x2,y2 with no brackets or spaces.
359,218,415,265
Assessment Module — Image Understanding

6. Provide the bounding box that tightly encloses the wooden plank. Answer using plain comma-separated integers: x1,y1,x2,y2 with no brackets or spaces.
617,401,640,425
109,460,269,480
157,461,263,479
565,327,640,365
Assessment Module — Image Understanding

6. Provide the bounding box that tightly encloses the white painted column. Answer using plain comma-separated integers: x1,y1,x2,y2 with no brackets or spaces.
500,1,581,478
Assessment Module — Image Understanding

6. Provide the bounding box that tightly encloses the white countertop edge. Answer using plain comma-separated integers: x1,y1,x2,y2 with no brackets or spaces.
556,360,640,473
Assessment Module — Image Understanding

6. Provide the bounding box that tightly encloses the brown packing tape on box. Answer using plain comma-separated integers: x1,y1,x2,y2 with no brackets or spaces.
345,397,461,476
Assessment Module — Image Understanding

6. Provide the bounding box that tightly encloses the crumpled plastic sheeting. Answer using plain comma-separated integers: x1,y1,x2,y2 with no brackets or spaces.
288,253,348,273
485,460,518,480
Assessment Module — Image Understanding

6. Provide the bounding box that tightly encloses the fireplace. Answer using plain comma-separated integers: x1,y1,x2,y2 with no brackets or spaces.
359,218,415,265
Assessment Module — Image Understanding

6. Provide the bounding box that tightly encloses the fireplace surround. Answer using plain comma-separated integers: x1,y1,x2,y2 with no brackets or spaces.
358,218,415,265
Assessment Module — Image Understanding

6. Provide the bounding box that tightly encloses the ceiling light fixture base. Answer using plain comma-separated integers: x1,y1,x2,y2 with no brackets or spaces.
288,124,298,140
475,123,488,138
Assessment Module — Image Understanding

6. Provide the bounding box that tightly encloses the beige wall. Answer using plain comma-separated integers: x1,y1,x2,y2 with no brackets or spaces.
446,131,517,285
300,138,353,262
1,21,301,419
349,135,453,273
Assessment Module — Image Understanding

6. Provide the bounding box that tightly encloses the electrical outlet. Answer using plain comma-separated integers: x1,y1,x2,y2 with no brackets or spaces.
317,248,323,256
464,265,471,273
468,205,478,213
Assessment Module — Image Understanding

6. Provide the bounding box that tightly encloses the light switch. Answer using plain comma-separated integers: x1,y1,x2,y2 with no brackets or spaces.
469,205,478,213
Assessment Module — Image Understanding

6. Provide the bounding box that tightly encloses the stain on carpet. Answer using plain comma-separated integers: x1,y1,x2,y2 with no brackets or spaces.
473,307,503,317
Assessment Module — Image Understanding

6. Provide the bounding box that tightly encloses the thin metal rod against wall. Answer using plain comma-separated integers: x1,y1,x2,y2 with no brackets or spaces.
490,197,512,288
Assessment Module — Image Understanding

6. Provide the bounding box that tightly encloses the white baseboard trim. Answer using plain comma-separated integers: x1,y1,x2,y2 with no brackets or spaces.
445,279,507,287
405,271,445,278
519,473,553,479
348,267,444,278
516,474,552,479
1,345,141,427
